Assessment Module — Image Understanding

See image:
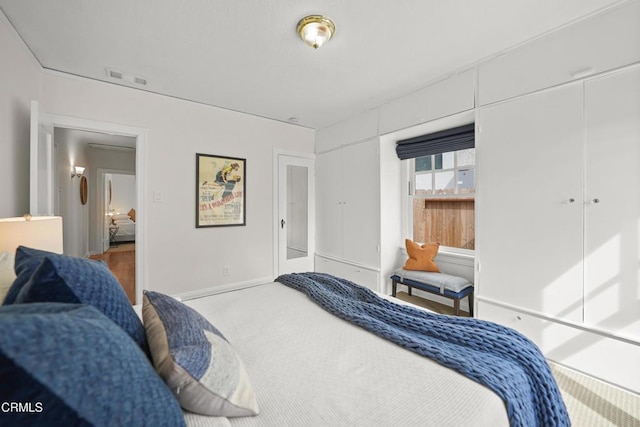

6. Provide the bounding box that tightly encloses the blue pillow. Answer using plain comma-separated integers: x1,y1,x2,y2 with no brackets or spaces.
3,246,58,305
12,250,149,357
0,303,185,427
143,290,259,417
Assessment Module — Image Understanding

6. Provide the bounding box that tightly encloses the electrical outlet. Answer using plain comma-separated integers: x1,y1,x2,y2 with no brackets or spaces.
223,266,230,276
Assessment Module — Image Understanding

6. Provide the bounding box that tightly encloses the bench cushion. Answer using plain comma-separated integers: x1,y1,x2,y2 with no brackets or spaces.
392,268,472,294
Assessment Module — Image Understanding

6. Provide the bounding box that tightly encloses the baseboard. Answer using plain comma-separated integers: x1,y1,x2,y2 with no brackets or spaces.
174,276,274,301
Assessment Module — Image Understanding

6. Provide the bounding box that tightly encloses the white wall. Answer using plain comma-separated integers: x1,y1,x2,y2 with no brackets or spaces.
0,9,314,295
55,135,90,257
110,174,136,215
0,11,41,218
39,71,314,296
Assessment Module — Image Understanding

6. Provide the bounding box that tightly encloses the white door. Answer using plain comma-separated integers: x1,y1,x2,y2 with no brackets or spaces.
477,84,584,321
30,100,55,216
277,155,315,275
315,149,343,258
103,173,112,252
584,66,640,340
341,139,380,267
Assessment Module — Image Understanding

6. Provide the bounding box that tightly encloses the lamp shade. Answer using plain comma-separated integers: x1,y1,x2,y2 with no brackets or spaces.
0,216,63,255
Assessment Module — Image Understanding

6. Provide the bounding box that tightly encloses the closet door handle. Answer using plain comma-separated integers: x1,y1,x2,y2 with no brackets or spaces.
281,219,285,229
592,198,600,204
568,198,575,203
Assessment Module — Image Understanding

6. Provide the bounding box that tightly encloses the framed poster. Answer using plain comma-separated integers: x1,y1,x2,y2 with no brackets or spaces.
196,153,246,227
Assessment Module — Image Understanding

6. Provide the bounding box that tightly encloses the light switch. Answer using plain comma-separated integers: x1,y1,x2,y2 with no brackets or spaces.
153,191,162,202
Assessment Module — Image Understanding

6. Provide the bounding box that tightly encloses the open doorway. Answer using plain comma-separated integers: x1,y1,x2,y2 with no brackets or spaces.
55,129,137,304
94,170,137,304
30,101,146,304
52,128,136,255
103,172,136,249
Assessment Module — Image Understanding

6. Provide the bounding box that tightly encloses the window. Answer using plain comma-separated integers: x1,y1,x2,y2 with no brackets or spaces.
413,149,475,196
396,122,475,252
410,148,475,250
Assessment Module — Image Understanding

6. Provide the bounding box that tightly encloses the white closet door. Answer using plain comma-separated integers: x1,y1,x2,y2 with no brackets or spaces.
477,84,584,321
584,66,640,340
315,149,343,258
342,139,380,267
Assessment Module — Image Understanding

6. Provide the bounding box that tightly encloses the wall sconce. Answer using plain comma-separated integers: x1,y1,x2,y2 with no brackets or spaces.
71,166,85,178
297,15,336,49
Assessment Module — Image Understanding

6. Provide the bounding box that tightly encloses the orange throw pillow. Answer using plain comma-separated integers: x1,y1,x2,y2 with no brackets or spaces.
403,239,440,272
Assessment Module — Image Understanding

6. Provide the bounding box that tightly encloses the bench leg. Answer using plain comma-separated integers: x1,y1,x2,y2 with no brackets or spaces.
468,292,474,317
408,285,412,296
454,298,460,316
392,280,397,297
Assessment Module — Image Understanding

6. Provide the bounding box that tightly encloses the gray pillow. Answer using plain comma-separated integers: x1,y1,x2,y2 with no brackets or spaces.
143,291,259,417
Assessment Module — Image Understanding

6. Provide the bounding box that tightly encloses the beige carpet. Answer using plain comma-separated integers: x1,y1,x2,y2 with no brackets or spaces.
550,362,640,427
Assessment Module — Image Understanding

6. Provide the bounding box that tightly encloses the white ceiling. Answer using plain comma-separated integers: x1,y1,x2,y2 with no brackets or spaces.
0,0,624,129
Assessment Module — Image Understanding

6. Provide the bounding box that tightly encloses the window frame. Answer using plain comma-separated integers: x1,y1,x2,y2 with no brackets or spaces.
410,149,475,199
408,148,476,255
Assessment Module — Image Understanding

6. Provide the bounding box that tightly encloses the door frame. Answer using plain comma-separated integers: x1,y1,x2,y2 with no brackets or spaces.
30,101,148,305
272,149,315,277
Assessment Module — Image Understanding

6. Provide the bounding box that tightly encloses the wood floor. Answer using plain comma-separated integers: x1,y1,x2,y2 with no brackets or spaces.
89,243,135,304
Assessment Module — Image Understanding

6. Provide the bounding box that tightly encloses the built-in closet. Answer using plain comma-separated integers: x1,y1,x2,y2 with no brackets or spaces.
475,0,640,393
315,138,381,290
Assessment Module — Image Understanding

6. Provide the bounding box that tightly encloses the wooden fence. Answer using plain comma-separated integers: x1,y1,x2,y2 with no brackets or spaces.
413,198,475,250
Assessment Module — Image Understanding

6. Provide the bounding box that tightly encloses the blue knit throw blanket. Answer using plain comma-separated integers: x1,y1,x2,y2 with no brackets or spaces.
276,272,570,427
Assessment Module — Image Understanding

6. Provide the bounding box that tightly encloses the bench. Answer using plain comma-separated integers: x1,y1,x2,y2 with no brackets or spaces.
390,269,474,317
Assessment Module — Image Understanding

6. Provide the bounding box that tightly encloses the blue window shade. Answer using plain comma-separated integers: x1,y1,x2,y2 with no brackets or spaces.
395,123,475,160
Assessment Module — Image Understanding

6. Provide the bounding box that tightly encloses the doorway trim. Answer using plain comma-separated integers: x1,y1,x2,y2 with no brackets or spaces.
272,148,315,277
37,109,147,305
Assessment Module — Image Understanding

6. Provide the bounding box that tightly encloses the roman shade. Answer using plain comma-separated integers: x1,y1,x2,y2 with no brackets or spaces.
395,123,475,160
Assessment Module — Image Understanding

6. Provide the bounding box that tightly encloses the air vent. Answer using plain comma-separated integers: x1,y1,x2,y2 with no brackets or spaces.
108,69,123,79
105,68,147,86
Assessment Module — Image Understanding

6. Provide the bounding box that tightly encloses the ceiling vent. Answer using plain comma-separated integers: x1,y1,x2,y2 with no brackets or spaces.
106,68,147,86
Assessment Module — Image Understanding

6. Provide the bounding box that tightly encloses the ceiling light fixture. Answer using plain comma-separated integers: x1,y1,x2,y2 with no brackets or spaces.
297,15,335,49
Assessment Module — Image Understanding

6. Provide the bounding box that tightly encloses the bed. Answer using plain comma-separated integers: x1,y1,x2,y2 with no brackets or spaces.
0,247,569,427
111,211,136,242
181,281,510,427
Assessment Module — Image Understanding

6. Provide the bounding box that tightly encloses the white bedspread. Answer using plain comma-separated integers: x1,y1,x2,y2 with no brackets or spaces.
183,282,509,427
114,221,135,241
